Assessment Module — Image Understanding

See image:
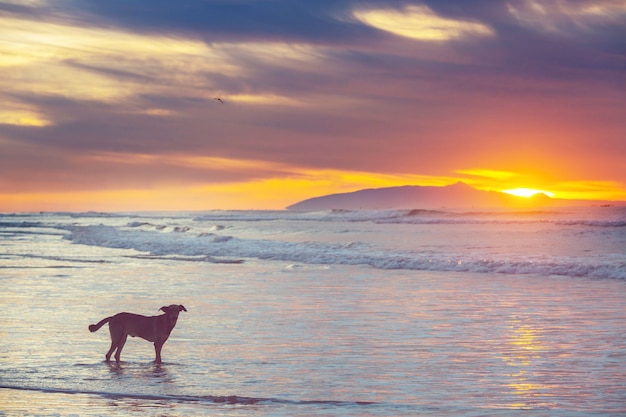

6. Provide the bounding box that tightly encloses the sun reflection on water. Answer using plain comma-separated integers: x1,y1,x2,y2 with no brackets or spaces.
501,319,552,409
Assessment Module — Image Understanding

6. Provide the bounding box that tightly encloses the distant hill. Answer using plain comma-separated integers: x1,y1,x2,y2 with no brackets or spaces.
286,182,617,210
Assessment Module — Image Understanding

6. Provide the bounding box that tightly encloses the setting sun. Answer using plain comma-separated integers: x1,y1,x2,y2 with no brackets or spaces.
502,188,555,198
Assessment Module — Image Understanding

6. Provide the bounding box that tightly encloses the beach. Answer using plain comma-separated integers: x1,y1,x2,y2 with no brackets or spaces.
1,209,625,416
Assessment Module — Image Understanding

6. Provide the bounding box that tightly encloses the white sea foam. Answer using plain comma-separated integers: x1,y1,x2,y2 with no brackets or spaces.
61,222,626,280
4,208,625,280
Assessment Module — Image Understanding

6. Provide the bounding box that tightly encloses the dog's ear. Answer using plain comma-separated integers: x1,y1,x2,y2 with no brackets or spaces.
159,306,169,312
178,305,187,312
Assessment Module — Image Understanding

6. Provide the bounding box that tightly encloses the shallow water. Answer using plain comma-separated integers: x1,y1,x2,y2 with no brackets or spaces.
1,210,625,416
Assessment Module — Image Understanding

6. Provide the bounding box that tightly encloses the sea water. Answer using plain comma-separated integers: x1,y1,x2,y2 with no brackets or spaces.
1,207,625,416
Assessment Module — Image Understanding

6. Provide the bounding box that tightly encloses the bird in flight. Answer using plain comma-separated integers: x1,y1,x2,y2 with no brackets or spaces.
214,98,224,104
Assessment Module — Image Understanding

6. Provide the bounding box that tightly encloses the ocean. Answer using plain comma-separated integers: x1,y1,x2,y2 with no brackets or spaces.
1,207,625,416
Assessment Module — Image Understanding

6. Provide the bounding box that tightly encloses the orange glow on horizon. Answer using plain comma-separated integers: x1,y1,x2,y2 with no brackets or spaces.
0,168,457,212
1,167,625,213
0,154,623,212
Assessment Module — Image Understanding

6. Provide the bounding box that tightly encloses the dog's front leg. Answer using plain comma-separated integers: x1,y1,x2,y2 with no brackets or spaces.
154,341,164,364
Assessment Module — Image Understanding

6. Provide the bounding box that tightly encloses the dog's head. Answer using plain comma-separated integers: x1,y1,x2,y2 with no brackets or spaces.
160,304,187,315
159,304,187,326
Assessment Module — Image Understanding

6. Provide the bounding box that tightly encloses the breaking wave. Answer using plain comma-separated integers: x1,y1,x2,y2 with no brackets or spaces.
193,208,626,227
61,224,626,280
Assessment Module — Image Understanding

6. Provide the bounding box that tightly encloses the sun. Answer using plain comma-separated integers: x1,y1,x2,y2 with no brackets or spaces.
502,188,555,198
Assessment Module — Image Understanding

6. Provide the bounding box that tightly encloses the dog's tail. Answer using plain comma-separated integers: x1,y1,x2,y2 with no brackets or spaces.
89,316,113,333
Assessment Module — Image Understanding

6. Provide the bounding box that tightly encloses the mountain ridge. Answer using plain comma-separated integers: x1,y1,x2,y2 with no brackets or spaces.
286,182,620,210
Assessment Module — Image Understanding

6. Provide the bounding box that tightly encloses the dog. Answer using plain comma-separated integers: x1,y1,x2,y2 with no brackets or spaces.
89,304,187,364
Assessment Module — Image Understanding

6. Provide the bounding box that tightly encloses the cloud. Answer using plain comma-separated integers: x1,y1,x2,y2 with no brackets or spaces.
354,4,494,41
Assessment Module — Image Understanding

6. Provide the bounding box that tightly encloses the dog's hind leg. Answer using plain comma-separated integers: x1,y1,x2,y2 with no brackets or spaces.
106,332,125,362
114,334,128,363
106,322,125,362
105,340,116,362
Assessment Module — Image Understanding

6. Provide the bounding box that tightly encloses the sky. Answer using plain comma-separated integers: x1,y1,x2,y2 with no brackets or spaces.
1,0,625,211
